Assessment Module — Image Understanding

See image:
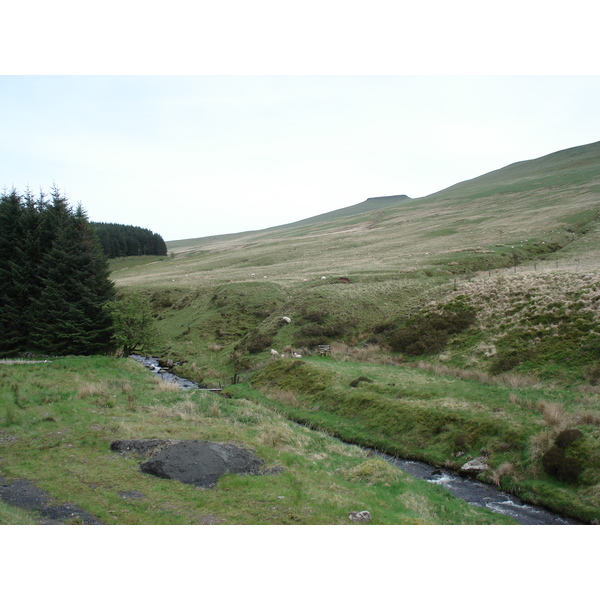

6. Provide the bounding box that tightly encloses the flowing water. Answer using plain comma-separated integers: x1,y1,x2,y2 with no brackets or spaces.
131,354,584,525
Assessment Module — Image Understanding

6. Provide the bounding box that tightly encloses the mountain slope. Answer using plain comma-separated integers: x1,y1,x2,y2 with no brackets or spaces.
115,140,600,288
422,140,600,202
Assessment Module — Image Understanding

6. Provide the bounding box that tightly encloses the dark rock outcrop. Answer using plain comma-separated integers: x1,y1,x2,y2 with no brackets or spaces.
137,440,265,488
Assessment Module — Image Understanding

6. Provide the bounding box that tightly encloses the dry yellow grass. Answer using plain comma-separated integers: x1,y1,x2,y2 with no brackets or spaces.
490,461,516,486
154,380,183,393
145,399,202,421
537,400,571,432
77,381,109,398
415,361,545,390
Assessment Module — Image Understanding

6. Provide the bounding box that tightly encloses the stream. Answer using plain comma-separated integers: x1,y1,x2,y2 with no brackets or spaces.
131,354,583,525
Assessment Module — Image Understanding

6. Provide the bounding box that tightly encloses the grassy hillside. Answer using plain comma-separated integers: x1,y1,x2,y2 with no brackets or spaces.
116,141,600,288
0,356,512,525
97,141,600,522
4,141,600,524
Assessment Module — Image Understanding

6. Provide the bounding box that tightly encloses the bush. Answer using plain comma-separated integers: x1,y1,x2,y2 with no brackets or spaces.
489,353,523,375
388,304,475,356
555,429,584,449
541,446,582,484
244,332,274,354
390,324,448,355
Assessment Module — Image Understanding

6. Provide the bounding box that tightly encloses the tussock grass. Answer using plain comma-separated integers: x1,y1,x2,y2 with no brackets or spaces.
489,461,516,486
154,380,183,393
537,400,571,432
415,361,544,389
262,387,300,407
529,430,555,468
145,399,203,421
78,381,110,398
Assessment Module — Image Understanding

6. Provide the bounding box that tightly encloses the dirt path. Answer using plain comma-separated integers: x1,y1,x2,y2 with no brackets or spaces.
0,478,103,525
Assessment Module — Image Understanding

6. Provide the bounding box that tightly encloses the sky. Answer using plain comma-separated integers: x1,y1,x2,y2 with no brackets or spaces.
2,75,600,242
2,2,599,242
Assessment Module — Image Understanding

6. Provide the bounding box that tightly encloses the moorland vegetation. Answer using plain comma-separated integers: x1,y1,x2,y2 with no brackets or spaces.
3,141,600,524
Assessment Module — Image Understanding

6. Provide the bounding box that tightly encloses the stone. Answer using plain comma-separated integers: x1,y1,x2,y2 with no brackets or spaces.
139,440,265,488
348,510,372,523
459,456,489,477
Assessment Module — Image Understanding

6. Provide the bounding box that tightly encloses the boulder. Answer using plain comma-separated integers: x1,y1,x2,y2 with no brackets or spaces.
459,456,489,477
348,510,372,523
139,440,265,488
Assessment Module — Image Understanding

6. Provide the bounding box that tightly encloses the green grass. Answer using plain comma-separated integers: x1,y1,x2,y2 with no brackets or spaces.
0,356,513,524
7,141,600,524
240,355,600,522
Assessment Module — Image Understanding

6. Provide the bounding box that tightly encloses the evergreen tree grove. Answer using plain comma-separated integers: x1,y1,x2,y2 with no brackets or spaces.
0,187,116,356
90,222,168,258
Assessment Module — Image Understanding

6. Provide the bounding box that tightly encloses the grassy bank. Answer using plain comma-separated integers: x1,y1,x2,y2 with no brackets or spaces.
239,355,600,523
0,356,513,524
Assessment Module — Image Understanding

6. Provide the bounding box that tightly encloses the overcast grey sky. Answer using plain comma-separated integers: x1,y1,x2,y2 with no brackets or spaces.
2,3,599,242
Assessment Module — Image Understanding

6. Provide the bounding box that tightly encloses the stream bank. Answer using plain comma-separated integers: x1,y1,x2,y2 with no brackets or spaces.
131,354,583,525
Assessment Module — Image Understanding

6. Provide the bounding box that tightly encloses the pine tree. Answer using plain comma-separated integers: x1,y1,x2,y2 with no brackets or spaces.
30,197,115,355
0,189,29,354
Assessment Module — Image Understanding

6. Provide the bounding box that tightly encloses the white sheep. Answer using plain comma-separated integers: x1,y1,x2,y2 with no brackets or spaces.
270,349,279,357
292,352,302,358
282,316,291,324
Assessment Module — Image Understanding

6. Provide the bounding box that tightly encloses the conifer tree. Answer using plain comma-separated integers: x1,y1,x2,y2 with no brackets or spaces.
30,196,115,354
0,186,116,356
0,189,29,352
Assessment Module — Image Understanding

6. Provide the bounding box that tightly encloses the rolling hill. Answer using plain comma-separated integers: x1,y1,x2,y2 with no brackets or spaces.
114,140,600,288
6,140,600,526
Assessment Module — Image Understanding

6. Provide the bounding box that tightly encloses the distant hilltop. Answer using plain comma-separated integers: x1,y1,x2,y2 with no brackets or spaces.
362,194,412,206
